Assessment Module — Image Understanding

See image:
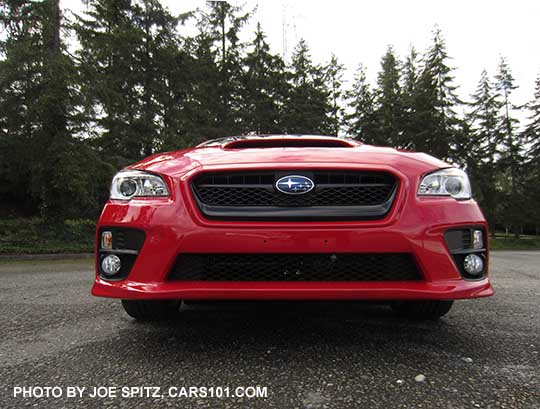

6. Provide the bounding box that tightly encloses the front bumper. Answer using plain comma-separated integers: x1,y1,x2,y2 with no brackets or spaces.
92,166,493,300
93,279,492,301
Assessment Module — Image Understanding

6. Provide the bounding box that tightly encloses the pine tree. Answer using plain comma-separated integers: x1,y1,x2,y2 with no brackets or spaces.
0,0,42,212
373,45,403,146
495,56,525,237
345,64,377,142
523,73,540,228
0,0,108,219
525,73,540,162
324,53,345,135
74,0,181,163
466,69,504,232
182,31,223,142
202,1,251,135
282,39,332,134
400,47,420,150
414,28,461,159
241,22,288,134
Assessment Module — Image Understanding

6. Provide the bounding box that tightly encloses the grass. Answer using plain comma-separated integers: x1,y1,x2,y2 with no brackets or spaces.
0,218,95,255
489,235,540,251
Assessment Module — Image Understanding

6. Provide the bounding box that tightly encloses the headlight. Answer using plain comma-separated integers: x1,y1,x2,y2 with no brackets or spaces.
110,170,169,200
418,168,472,200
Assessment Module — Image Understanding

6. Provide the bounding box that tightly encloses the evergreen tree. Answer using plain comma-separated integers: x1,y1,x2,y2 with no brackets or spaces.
282,39,332,134
74,0,181,163
0,0,43,213
414,28,461,159
202,1,251,135
400,47,420,150
495,56,525,236
525,73,540,162
523,73,540,228
324,53,345,135
373,46,403,147
466,69,503,233
345,64,377,142
149,10,193,151
0,0,107,219
241,22,288,134
182,31,222,142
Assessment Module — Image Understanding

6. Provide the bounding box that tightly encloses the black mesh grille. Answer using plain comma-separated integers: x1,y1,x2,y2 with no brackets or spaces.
191,170,398,220
168,253,422,282
193,171,395,207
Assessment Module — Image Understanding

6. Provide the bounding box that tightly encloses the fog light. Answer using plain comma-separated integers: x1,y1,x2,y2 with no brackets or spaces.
472,230,483,249
101,231,113,250
463,254,484,276
101,254,121,276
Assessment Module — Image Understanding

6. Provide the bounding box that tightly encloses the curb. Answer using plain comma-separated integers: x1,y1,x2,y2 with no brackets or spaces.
0,253,94,261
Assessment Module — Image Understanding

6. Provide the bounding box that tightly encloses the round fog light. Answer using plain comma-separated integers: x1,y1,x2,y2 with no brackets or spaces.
101,254,122,277
463,254,484,276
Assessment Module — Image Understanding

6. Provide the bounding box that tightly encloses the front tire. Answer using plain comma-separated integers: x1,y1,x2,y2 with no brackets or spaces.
391,300,454,320
121,299,181,321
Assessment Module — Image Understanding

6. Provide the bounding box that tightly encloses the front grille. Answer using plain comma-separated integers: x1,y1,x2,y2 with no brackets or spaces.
191,170,398,221
168,253,422,282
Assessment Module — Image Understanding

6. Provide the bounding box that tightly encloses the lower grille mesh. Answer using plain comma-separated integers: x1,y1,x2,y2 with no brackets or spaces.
168,253,422,282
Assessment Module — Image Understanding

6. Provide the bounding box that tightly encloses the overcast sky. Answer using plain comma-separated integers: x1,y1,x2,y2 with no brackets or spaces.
62,0,540,117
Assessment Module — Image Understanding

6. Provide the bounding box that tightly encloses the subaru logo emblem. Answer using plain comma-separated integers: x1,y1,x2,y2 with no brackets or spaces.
275,175,315,195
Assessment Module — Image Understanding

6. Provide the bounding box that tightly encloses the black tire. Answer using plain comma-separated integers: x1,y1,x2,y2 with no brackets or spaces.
391,300,454,320
121,299,181,321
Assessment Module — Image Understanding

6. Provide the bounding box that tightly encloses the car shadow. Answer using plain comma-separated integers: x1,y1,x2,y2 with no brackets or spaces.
116,301,469,359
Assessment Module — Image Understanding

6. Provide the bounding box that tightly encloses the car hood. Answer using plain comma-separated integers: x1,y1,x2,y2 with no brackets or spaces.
129,144,450,178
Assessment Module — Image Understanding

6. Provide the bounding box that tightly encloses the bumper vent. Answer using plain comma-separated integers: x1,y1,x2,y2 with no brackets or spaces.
444,227,487,280
97,227,145,281
168,253,422,282
191,170,398,221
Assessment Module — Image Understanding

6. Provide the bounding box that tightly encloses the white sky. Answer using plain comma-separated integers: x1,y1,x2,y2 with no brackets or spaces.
62,0,540,117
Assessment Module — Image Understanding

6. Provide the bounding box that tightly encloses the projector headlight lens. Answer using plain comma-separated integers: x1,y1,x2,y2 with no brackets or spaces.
418,168,472,200
110,170,169,200
119,179,138,197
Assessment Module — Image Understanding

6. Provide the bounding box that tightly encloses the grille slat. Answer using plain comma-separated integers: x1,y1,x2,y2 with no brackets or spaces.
168,253,421,282
192,170,398,220
462,230,472,249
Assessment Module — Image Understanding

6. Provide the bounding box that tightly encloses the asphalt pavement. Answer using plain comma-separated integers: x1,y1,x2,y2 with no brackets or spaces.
0,252,539,408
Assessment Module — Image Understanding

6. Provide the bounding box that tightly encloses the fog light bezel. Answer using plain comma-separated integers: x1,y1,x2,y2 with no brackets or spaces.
98,252,138,281
97,227,145,281
444,226,488,280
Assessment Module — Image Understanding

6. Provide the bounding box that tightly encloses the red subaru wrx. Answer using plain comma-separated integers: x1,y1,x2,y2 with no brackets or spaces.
92,135,493,320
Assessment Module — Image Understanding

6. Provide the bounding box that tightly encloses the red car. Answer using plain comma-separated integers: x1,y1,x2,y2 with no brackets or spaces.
92,135,493,320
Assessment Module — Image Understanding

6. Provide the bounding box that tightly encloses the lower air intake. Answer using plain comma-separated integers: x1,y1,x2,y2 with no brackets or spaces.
168,253,422,282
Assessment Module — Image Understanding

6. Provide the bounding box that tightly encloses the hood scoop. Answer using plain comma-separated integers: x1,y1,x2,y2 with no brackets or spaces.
223,137,357,149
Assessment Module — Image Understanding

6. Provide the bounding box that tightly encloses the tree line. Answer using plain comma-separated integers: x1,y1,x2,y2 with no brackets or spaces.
1,0,539,236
